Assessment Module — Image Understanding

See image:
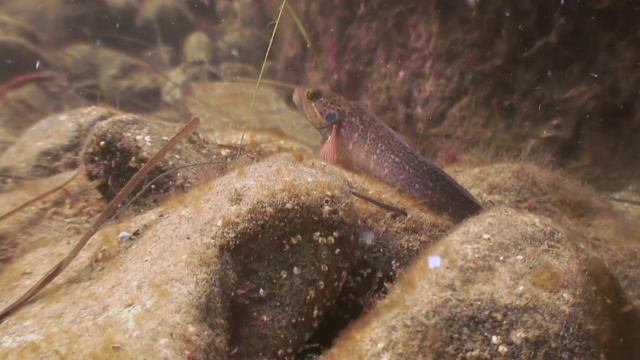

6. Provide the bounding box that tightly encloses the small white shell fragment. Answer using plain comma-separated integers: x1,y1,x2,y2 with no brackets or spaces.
498,345,509,355
117,231,132,242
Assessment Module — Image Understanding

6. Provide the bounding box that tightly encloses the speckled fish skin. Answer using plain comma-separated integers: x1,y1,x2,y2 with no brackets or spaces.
293,87,482,223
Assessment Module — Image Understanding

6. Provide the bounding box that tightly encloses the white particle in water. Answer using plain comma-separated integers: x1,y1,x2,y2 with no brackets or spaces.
428,255,442,269
359,228,375,245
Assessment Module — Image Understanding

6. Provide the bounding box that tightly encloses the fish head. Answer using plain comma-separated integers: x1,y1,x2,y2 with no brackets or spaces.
292,88,345,131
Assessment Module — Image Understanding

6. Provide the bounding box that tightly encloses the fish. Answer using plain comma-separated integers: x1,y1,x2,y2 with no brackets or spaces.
292,87,482,223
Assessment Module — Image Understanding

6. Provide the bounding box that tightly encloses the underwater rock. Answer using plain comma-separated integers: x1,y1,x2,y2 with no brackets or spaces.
92,0,218,53
0,127,16,155
134,0,217,50
96,48,164,113
0,170,231,360
208,154,362,359
48,44,101,94
82,114,233,208
160,62,221,111
50,43,100,83
215,26,269,69
50,44,165,113
0,106,115,178
50,44,167,110
305,171,454,349
465,162,640,310
0,15,40,45
183,30,217,65
156,30,222,110
0,171,103,271
609,187,640,221
218,62,260,78
322,207,640,360
0,230,18,270
0,153,361,359
213,0,271,70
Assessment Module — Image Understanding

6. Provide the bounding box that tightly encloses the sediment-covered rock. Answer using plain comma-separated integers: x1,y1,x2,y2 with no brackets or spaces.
0,106,115,178
81,114,234,208
207,154,362,358
322,207,640,360
0,154,362,359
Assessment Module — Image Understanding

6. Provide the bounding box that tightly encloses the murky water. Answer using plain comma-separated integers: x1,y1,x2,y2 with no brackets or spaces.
0,1,638,359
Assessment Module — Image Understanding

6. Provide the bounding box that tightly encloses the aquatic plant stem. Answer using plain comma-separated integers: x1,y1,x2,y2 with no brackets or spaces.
0,172,78,223
237,0,288,155
285,2,310,46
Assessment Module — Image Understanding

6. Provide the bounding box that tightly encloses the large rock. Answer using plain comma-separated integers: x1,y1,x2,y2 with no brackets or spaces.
81,114,234,208
465,163,640,309
210,155,362,359
0,107,115,178
322,207,640,360
0,154,362,359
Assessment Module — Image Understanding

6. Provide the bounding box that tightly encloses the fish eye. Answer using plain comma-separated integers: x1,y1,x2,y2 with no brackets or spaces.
324,112,337,122
306,90,321,101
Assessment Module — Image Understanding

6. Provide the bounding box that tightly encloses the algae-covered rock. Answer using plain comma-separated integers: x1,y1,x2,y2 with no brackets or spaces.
82,114,234,208
208,154,362,359
322,207,640,360
305,171,454,349
0,154,363,360
0,106,115,178
466,162,640,309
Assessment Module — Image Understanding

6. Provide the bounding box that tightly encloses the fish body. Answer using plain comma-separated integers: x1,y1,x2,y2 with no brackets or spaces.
292,87,482,223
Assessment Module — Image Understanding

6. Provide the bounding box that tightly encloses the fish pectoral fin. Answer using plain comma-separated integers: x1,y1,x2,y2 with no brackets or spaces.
319,125,340,164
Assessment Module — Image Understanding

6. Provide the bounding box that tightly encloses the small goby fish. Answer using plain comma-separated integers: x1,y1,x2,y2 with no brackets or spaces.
292,87,482,223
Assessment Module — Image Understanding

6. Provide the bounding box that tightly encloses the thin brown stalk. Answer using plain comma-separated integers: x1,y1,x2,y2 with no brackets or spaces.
609,197,640,206
349,189,408,217
0,172,78,223
113,160,223,220
0,117,200,322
